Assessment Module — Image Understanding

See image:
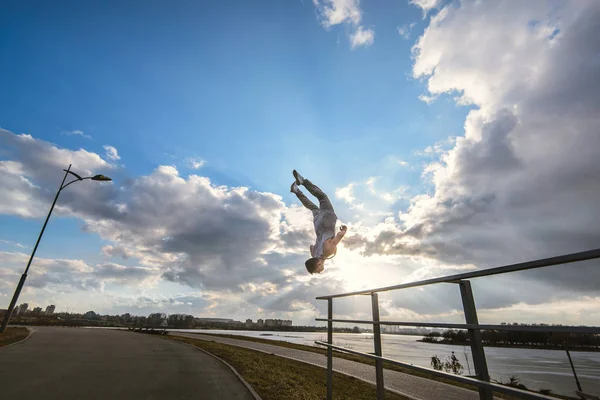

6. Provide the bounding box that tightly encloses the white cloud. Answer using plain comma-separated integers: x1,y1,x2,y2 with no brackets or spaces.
332,177,411,227
313,0,374,49
352,0,600,297
0,161,44,218
478,297,600,326
80,166,294,292
62,130,91,139
350,26,375,49
0,251,159,293
365,176,377,193
335,182,356,204
398,160,408,167
410,0,441,16
415,137,457,158
0,239,28,249
397,22,416,39
185,157,206,170
0,130,115,219
101,245,133,260
384,187,410,203
418,93,438,104
156,165,178,176
103,145,120,161
314,0,361,27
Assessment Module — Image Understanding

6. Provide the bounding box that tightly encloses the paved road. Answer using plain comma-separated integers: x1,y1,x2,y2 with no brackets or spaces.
0,327,256,400
171,331,488,400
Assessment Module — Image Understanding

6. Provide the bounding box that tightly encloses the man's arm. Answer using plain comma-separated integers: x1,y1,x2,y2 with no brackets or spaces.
330,225,347,246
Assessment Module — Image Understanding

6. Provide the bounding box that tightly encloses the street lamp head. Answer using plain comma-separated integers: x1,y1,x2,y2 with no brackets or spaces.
91,174,112,181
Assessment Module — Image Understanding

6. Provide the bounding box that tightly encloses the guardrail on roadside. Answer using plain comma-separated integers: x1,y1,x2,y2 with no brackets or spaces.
314,248,600,400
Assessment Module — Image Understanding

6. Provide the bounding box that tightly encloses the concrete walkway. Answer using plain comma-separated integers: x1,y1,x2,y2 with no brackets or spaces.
0,326,256,400
170,331,484,400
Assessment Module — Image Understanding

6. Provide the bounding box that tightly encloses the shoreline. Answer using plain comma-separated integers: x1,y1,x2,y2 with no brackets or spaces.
417,339,600,352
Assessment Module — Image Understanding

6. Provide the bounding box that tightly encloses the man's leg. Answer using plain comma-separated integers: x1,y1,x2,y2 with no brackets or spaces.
291,183,319,212
303,180,335,213
293,170,335,212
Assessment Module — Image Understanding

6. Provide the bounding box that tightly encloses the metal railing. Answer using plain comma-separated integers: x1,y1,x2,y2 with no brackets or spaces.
314,248,600,400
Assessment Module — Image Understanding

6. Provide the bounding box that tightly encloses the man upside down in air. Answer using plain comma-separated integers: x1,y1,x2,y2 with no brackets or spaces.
290,170,347,274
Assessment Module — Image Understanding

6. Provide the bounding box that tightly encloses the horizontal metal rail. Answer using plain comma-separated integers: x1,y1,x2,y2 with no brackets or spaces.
316,248,600,299
314,319,600,334
315,341,558,400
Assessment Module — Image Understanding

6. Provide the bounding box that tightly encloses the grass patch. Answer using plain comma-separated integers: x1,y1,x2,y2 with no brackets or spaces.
169,335,410,400
0,327,29,347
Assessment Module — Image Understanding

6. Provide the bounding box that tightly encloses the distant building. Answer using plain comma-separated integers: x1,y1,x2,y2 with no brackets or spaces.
18,303,29,315
32,307,43,314
382,326,399,334
195,318,235,324
245,319,253,328
263,319,292,327
45,305,56,316
257,319,264,327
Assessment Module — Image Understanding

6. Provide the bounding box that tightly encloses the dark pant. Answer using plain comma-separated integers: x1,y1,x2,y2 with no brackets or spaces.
295,179,334,215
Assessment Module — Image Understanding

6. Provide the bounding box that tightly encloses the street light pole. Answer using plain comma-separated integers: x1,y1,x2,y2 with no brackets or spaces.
0,164,111,333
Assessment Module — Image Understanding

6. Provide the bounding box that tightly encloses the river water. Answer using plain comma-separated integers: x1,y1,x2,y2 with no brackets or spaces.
169,329,600,397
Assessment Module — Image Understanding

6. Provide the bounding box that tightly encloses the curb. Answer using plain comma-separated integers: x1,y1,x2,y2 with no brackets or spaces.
169,336,263,400
0,326,33,349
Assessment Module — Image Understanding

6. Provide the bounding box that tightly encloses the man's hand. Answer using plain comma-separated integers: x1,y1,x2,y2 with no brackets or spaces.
330,225,347,247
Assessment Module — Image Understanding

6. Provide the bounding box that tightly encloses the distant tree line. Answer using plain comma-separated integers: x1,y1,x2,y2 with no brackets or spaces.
167,314,196,328
190,321,357,333
2,309,360,333
420,324,600,351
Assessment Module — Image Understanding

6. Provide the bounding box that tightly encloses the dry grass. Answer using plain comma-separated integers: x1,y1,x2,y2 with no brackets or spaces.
0,327,29,347
169,335,411,400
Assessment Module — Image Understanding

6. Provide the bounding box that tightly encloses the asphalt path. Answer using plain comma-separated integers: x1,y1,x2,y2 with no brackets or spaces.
0,326,256,400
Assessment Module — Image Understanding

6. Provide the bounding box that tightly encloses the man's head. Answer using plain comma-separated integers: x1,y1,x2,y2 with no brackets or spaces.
305,257,325,274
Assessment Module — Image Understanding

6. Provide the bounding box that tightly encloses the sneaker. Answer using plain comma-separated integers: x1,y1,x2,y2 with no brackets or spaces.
293,170,305,185
290,182,300,193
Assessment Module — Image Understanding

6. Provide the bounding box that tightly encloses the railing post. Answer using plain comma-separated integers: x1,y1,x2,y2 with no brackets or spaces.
371,293,385,400
459,280,492,400
327,298,333,400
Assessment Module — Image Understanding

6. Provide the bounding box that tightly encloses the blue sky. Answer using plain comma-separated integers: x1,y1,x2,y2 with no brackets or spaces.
2,0,598,328
0,0,465,191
